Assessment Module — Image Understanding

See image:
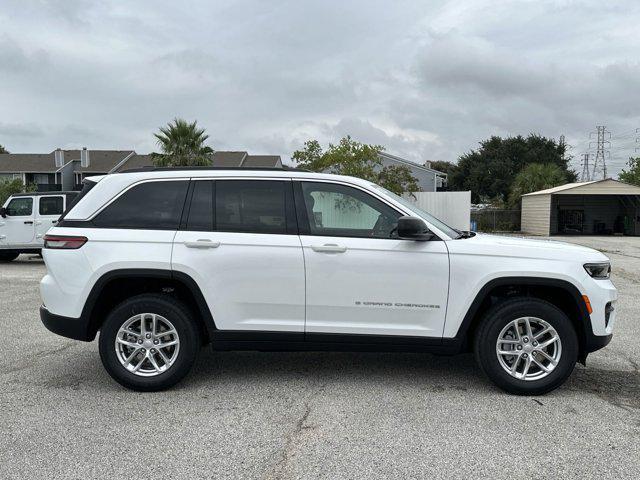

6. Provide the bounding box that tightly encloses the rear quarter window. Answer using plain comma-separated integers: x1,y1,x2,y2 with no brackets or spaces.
92,180,189,229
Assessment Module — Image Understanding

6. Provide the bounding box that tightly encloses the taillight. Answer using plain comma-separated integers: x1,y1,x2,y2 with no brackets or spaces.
43,234,88,249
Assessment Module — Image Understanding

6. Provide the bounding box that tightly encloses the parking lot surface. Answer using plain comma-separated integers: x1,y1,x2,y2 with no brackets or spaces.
1,236,639,479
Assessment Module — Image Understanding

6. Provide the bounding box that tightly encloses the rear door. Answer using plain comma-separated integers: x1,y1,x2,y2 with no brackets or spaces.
35,195,65,244
172,178,305,332
1,196,35,246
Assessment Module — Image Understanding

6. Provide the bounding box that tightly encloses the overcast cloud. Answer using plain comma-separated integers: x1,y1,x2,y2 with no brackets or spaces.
1,0,640,175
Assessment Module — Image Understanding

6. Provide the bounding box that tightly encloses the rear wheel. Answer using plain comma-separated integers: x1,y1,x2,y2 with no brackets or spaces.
474,298,578,395
99,294,199,391
0,251,19,262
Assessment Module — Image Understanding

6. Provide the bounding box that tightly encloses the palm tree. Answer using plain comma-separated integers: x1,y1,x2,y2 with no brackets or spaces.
509,163,567,207
151,118,213,167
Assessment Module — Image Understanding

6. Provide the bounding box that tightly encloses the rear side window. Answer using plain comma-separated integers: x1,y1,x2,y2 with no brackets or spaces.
93,181,189,229
39,196,64,216
6,197,33,216
216,180,288,234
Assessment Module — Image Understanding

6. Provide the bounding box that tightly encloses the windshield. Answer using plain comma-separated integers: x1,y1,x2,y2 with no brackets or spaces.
370,184,460,239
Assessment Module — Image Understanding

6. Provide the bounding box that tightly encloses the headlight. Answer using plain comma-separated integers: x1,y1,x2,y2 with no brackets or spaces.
584,262,611,279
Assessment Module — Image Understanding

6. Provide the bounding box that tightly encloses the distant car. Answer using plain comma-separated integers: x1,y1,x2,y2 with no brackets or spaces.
0,192,78,262
38,169,616,394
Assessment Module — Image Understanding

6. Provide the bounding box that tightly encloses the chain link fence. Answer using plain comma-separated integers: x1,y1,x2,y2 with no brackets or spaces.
471,209,521,232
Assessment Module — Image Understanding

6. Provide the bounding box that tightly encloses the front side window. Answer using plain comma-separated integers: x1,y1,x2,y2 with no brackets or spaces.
39,196,64,216
300,182,401,238
6,197,33,216
215,180,288,234
93,180,188,229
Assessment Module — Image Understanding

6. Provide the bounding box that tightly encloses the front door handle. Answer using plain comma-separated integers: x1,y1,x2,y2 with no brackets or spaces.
24,221,34,225
311,244,347,253
184,239,220,249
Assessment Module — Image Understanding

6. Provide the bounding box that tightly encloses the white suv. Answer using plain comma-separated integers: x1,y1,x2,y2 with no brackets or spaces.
39,168,617,394
1,191,78,262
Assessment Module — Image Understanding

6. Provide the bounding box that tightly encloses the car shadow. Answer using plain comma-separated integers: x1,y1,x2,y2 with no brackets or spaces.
25,345,640,407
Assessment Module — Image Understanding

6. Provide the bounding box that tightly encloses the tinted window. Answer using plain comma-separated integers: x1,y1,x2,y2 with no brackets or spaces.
187,180,214,231
300,182,401,238
215,180,287,234
93,181,188,229
39,196,64,216
6,197,33,216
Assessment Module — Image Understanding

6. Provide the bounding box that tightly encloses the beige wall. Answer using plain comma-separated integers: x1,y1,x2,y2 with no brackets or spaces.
521,195,551,235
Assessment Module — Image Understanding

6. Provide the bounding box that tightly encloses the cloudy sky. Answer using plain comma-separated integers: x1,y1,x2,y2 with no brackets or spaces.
2,0,640,176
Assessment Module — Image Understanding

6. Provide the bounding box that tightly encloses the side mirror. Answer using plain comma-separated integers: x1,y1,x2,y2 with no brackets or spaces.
397,216,434,241
0,207,6,218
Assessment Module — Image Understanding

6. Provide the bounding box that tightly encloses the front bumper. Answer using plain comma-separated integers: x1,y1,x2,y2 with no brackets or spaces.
40,305,94,341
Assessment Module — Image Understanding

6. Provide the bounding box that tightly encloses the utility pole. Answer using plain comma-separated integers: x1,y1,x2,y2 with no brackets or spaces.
589,126,611,180
580,153,591,182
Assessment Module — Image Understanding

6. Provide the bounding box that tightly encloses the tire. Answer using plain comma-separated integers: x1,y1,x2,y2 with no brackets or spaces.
99,294,200,391
0,251,19,262
474,297,578,395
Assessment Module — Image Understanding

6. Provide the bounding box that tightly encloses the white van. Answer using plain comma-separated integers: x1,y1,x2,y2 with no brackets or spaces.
0,192,78,262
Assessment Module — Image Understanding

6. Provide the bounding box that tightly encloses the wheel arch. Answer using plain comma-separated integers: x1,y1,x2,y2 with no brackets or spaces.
82,269,216,343
455,277,591,361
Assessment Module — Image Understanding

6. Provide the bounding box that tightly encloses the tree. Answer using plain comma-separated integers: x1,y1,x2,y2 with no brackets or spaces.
151,118,213,167
450,134,576,203
0,179,34,205
509,163,568,207
292,136,420,195
0,145,8,154
429,160,457,177
618,157,640,186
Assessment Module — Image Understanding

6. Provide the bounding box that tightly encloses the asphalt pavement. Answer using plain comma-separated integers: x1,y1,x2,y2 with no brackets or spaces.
0,236,639,479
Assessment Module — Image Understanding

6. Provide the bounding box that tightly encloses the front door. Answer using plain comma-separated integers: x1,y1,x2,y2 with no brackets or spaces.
172,179,305,332
296,181,449,338
1,196,35,246
35,195,65,244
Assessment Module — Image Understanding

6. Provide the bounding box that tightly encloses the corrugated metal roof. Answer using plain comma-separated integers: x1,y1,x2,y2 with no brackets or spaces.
522,179,640,196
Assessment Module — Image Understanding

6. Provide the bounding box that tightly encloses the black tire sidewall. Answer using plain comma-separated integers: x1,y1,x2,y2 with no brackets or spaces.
99,295,199,391
475,299,578,395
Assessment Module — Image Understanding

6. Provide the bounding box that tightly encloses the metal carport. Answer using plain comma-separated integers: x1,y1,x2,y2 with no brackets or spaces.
521,179,640,236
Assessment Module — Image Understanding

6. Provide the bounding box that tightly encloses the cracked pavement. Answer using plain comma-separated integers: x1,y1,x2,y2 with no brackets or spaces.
1,236,639,479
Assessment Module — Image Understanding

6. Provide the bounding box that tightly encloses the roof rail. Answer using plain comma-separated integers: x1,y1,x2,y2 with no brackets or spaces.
120,165,309,173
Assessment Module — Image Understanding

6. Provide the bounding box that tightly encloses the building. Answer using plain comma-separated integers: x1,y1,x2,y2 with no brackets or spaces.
210,151,282,168
0,149,282,191
0,149,152,191
521,179,640,236
378,152,447,192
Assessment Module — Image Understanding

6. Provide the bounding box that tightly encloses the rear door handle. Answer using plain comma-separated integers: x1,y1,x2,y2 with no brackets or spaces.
184,239,220,249
311,244,347,253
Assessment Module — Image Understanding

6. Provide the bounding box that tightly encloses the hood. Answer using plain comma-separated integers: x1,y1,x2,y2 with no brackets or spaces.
447,233,609,262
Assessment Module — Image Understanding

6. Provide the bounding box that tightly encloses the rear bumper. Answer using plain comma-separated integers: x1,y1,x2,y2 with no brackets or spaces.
39,305,95,341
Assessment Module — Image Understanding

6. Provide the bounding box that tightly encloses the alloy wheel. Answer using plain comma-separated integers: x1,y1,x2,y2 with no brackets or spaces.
495,316,562,381
114,313,180,377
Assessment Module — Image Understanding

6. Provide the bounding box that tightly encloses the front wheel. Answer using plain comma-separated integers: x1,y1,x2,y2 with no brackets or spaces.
474,298,578,395
99,294,200,391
